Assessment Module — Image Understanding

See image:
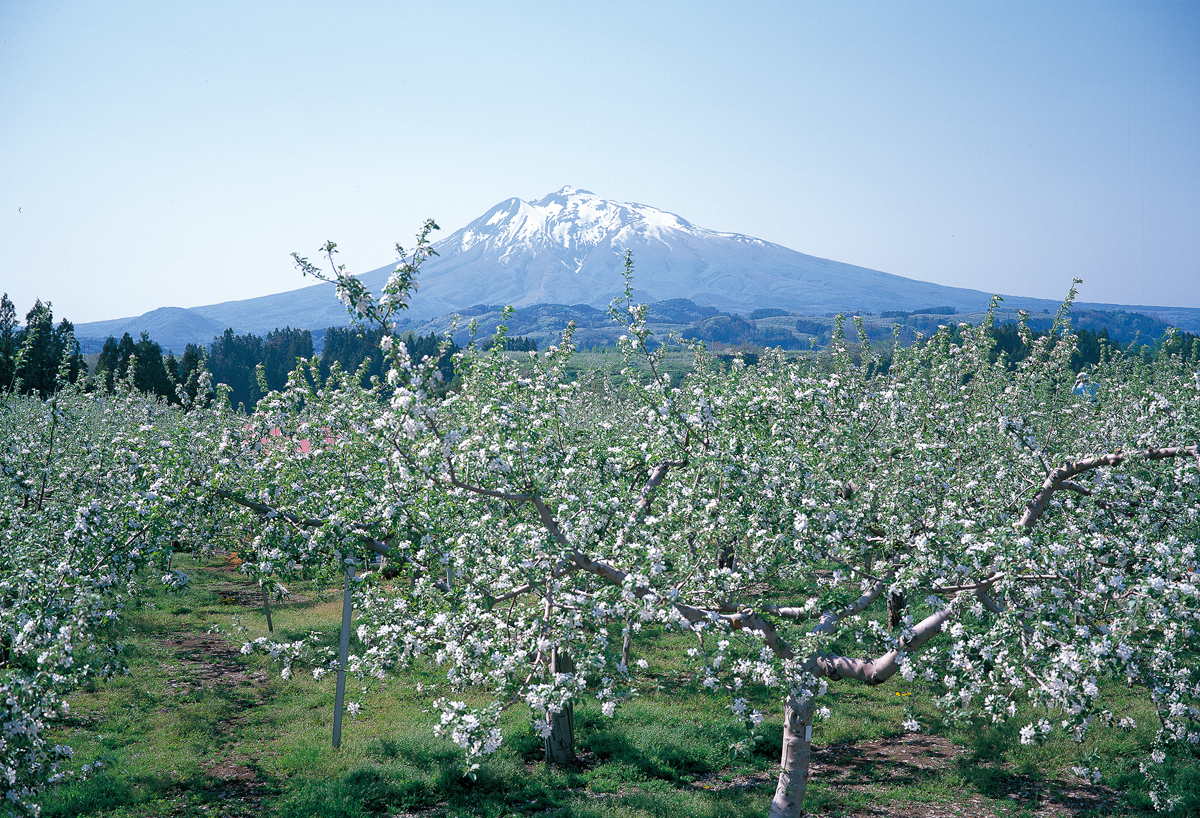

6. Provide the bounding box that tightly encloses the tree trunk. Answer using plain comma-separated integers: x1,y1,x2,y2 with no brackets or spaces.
770,695,816,818
261,582,274,633
544,651,576,765
887,591,906,629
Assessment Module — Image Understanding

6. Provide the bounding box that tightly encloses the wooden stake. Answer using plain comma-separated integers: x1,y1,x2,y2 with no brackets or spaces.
332,561,355,749
261,582,274,633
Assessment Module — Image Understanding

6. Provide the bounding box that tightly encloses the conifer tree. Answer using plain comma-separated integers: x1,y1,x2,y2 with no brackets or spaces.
0,293,17,391
177,343,208,406
262,327,314,393
131,332,175,401
15,301,56,397
95,336,121,391
208,328,265,411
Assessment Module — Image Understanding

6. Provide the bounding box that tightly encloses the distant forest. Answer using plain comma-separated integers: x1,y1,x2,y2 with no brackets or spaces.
0,293,458,411
2,291,1197,407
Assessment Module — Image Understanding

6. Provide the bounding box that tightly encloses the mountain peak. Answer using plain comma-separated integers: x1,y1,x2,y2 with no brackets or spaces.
73,186,1200,351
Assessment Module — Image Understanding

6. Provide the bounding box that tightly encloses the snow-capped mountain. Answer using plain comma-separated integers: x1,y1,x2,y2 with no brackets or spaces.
72,186,1200,349
356,186,998,319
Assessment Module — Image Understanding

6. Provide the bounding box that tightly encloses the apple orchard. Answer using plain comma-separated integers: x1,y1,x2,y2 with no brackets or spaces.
3,232,1198,817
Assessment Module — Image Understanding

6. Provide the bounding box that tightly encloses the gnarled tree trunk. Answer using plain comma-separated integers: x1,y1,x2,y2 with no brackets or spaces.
544,651,576,764
770,695,816,818
887,590,906,629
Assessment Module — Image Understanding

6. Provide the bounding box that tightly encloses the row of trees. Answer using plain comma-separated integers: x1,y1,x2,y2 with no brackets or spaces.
0,295,87,397
210,248,1198,817
87,325,456,411
5,239,1200,816
0,294,450,412
206,327,315,411
94,333,207,404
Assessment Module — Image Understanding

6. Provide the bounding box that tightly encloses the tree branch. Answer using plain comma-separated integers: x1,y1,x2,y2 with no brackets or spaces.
1020,445,1198,529
207,485,450,592
807,596,959,684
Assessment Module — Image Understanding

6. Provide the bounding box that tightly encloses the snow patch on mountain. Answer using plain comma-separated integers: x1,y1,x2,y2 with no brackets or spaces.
77,185,1200,350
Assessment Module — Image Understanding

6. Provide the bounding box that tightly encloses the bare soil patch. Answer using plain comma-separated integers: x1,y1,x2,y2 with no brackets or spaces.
157,563,282,814
191,555,314,609
807,735,1138,817
163,632,269,698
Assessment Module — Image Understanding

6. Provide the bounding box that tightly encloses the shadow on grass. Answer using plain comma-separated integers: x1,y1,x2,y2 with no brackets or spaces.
42,770,263,818
277,756,556,818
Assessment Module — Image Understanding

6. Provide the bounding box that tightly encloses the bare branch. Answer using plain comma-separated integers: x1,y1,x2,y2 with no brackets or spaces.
633,458,687,518
807,597,958,684
1059,480,1091,497
1020,445,1198,529
448,476,536,503
490,561,581,605
211,487,327,529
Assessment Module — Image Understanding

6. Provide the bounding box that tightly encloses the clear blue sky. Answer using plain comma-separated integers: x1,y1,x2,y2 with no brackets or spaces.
2,1,1198,325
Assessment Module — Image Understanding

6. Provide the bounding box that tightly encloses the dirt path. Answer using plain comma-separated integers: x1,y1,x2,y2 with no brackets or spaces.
157,560,282,815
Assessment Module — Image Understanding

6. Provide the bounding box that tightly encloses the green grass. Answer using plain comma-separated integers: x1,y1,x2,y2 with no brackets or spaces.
36,554,1195,817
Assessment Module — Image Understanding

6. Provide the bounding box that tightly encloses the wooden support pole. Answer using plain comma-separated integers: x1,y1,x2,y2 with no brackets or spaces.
332,561,356,749
261,582,274,633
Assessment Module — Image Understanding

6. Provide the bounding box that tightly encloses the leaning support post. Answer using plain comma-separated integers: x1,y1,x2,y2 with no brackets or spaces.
261,582,274,633
332,560,356,749
770,694,816,818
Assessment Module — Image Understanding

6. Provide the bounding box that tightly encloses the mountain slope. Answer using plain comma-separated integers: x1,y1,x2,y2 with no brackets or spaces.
73,186,1200,348
72,307,228,354
356,186,1001,318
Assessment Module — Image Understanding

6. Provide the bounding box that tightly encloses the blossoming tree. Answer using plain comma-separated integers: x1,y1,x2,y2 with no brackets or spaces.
0,357,230,815
198,232,1200,818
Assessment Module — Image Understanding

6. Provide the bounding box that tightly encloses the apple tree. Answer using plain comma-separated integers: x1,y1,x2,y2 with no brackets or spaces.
214,238,1199,816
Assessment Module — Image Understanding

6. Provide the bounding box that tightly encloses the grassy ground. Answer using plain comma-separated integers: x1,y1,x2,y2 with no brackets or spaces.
37,554,1186,818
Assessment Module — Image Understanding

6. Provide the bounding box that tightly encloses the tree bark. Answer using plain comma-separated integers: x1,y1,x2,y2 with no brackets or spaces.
887,590,905,630
261,582,274,633
770,695,816,818
544,651,576,765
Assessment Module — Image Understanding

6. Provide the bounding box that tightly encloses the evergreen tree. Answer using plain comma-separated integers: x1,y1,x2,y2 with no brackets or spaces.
94,333,138,392
402,331,458,384
177,343,208,406
10,301,85,397
262,327,314,393
1070,327,1115,372
132,332,175,401
95,336,121,392
115,333,136,381
0,293,17,392
318,327,456,388
15,301,56,397
53,319,86,386
319,326,385,387
986,322,1037,369
208,328,265,411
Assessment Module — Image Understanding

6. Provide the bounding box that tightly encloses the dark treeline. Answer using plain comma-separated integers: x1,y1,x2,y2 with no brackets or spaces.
481,335,538,352
0,294,87,398
5,285,1195,406
829,321,1199,383
207,327,315,411
319,326,458,391
1159,329,1200,363
88,323,457,411
879,306,957,319
94,333,207,405
966,322,1193,372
